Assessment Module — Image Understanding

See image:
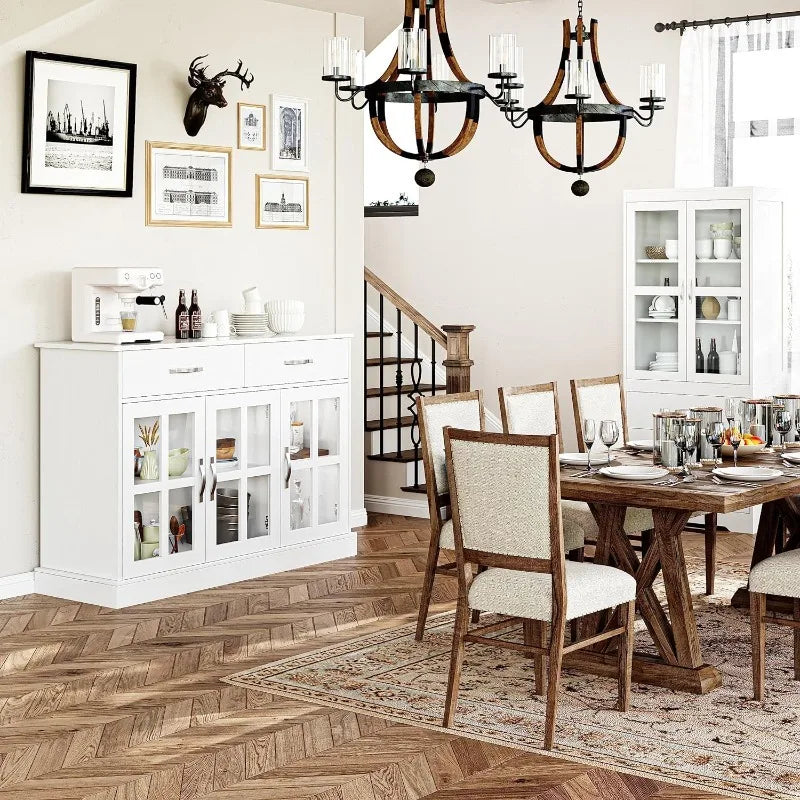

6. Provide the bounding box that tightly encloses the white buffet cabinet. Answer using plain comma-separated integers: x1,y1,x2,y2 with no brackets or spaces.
624,187,787,532
36,334,354,607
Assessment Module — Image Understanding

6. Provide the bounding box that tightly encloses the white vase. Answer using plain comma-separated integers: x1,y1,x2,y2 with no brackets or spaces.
140,449,159,481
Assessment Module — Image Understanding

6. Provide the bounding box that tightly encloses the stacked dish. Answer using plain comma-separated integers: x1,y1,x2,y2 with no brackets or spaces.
649,295,676,320
265,300,305,334
216,488,251,544
649,352,679,372
231,313,271,338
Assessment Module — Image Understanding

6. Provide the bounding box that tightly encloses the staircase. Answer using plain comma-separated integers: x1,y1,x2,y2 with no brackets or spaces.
364,267,475,501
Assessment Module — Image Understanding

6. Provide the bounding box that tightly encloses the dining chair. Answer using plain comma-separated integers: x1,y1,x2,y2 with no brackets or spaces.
498,383,586,559
415,391,486,642
570,374,719,595
441,428,636,750
749,550,800,700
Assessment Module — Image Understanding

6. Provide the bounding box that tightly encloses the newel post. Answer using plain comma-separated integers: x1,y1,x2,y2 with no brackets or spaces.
442,325,475,394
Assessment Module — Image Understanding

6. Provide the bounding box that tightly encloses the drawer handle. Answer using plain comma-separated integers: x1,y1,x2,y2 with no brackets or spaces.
284,359,313,366
169,367,204,375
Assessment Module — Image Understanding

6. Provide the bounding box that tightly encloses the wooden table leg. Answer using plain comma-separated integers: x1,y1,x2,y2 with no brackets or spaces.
705,513,717,596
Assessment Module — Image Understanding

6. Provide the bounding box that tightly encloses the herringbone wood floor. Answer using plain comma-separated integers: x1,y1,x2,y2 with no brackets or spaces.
0,514,748,800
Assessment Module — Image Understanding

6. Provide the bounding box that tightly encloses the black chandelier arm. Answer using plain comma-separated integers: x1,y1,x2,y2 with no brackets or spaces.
503,107,531,128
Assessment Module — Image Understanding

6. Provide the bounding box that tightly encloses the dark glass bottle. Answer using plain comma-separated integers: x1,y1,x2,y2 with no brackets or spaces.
664,277,670,287
189,290,202,340
175,290,189,340
696,338,704,374
707,338,720,374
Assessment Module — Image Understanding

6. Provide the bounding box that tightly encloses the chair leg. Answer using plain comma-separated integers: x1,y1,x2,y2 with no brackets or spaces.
524,619,546,696
442,594,471,728
704,514,717,596
543,616,565,750
750,591,766,701
470,566,486,624
794,599,800,682
415,534,441,642
617,600,635,712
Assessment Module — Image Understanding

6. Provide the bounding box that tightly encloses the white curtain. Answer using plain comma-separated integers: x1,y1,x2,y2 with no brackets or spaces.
675,18,799,386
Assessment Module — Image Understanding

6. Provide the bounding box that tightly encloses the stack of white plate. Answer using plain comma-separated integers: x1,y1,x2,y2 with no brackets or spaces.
231,313,271,338
649,352,678,372
649,310,676,320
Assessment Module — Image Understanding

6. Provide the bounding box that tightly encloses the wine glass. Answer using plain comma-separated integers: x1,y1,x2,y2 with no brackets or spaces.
600,420,620,467
774,407,792,453
582,419,597,473
682,420,700,479
707,421,725,467
673,423,687,469
725,398,741,432
729,423,742,469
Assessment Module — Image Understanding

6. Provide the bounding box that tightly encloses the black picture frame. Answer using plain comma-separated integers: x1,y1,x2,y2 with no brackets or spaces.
22,50,137,197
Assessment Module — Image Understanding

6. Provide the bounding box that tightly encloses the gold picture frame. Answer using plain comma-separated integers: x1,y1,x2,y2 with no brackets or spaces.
237,102,267,150
255,173,309,230
145,141,232,228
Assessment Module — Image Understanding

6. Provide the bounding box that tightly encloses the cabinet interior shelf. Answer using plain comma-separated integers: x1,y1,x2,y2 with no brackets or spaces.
133,475,196,494
696,287,743,296
634,287,680,296
635,318,678,323
695,319,742,325
696,258,741,264
636,258,678,264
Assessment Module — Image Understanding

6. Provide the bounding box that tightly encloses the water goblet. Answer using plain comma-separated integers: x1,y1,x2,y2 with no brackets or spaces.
729,423,742,469
774,408,792,453
582,419,597,473
707,421,725,467
682,420,700,479
600,420,620,467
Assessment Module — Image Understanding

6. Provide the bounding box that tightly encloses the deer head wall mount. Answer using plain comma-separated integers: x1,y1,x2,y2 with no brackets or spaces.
183,55,254,137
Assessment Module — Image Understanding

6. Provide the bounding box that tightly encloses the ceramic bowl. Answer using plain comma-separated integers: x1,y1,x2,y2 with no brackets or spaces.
265,300,305,334
696,239,713,259
216,438,236,460
168,448,190,477
720,442,766,458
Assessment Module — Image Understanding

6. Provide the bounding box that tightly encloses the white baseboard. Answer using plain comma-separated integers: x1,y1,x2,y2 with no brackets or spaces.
365,493,429,518
351,507,369,528
0,571,36,600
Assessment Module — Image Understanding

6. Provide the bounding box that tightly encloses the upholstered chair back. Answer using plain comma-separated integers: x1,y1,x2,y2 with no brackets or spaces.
499,383,561,447
571,375,628,451
444,429,561,562
418,392,484,496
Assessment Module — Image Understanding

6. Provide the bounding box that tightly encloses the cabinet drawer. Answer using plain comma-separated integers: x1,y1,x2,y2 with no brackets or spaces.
245,339,349,386
122,346,245,398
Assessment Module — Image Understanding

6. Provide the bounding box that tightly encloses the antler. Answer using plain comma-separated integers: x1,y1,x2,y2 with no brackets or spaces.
213,59,254,89
188,55,209,88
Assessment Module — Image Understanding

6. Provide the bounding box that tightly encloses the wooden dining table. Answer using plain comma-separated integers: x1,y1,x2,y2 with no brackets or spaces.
559,451,800,694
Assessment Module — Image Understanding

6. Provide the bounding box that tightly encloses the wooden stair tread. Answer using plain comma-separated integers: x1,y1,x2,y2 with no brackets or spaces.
365,416,415,432
365,384,444,399
401,483,427,494
365,331,392,338
367,449,422,464
365,357,422,367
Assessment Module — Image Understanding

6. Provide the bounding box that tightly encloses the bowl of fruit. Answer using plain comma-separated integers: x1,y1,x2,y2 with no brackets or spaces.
720,430,766,458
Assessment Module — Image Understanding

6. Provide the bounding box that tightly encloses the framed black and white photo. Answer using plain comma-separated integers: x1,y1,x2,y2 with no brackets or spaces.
271,94,308,172
237,102,266,150
256,174,308,230
146,141,232,227
22,51,136,196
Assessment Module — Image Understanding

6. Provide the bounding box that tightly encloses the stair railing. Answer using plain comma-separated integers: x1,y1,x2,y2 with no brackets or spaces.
365,267,475,489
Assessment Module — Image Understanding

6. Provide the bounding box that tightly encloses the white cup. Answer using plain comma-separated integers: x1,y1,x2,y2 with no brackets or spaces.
713,238,732,259
202,321,218,339
243,286,262,305
214,310,232,337
244,301,263,314
665,239,679,260
727,298,741,321
696,239,713,259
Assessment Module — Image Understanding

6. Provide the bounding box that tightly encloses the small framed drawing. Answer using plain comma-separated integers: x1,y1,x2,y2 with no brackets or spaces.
145,141,232,227
271,94,308,172
237,102,266,150
22,51,137,196
256,174,309,230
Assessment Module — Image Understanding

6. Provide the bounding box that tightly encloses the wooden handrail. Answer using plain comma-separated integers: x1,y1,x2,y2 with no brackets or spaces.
365,267,446,348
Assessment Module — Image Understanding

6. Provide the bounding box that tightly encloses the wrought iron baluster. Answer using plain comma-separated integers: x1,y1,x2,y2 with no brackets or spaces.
406,323,423,488
379,294,385,456
396,309,403,458
363,280,368,443
431,339,436,396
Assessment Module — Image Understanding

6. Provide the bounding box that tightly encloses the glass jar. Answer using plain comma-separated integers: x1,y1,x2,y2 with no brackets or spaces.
774,394,800,444
653,412,686,468
690,406,724,463
743,399,775,447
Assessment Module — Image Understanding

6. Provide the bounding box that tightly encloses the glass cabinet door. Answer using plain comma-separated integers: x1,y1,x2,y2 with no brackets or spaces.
205,391,281,560
123,398,206,577
282,385,349,545
687,200,749,385
625,202,688,381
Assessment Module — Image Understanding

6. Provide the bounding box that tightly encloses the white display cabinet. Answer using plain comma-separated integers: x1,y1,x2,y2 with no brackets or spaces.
624,187,787,532
37,335,353,607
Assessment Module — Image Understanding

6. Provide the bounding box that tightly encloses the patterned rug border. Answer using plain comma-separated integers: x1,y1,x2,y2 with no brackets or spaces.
224,609,773,800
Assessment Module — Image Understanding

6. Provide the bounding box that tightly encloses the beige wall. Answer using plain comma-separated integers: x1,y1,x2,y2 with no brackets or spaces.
1,0,364,577
365,0,796,465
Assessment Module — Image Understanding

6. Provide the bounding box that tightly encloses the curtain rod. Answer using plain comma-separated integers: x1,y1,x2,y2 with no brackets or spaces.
655,10,800,34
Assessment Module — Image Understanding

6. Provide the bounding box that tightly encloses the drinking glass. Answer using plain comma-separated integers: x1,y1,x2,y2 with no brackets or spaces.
707,421,725,467
673,425,687,469
729,423,742,469
600,420,619,466
724,398,738,430
582,419,597,473
774,408,792,453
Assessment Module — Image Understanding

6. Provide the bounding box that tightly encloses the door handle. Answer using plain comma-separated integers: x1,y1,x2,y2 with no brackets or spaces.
284,446,292,489
198,458,206,502
169,366,204,374
283,359,313,366
209,456,218,501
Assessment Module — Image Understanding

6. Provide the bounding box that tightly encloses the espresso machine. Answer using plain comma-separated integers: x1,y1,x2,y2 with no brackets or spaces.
71,267,167,344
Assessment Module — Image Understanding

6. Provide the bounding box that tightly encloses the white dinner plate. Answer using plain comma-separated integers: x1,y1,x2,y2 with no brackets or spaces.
781,451,800,464
559,452,612,467
713,467,783,482
599,466,669,481
628,440,654,452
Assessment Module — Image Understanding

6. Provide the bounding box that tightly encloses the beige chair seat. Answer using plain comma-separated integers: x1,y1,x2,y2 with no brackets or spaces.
469,561,636,622
440,512,585,553
749,550,800,597
562,500,652,536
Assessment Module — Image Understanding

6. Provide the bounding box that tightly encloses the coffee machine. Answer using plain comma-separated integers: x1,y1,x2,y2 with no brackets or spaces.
71,267,167,344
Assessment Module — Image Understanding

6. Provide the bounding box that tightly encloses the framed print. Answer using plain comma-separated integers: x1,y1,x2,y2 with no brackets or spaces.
237,102,266,150
271,94,308,172
22,51,137,196
256,174,309,230
146,141,232,227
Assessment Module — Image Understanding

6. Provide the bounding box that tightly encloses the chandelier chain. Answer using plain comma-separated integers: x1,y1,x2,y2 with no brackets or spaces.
577,0,583,18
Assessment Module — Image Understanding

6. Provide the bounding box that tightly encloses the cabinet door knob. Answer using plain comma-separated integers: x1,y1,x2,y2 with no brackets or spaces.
283,359,313,366
199,458,206,502
284,446,292,489
169,367,204,375
209,457,218,501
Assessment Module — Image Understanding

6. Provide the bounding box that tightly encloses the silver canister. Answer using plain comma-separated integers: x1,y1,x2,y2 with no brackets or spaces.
743,399,774,447
653,412,686,468
774,395,800,444
690,406,724,462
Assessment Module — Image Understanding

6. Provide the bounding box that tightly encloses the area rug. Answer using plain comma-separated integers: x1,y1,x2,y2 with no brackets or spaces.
225,561,800,800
